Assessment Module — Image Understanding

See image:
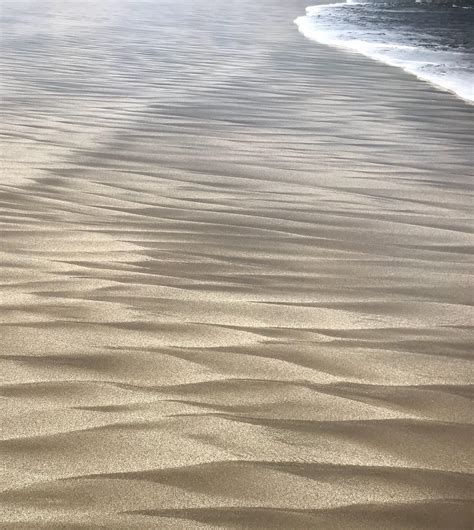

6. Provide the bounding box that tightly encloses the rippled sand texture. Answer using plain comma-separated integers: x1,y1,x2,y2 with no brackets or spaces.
1,0,473,528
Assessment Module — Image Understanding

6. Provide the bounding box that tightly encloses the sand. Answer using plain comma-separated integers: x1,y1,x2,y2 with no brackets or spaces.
0,0,473,528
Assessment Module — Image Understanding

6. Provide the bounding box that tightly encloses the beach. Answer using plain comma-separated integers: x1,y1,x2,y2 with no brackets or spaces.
1,0,473,528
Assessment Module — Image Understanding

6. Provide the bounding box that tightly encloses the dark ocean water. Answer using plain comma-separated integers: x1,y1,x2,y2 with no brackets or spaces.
295,0,474,102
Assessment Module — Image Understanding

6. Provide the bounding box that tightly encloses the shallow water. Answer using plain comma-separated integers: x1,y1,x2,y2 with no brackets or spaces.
295,0,474,102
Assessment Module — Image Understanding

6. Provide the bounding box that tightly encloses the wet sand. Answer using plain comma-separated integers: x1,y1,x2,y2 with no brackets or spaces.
1,0,473,528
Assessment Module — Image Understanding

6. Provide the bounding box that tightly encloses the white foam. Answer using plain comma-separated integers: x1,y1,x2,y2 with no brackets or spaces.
294,3,474,104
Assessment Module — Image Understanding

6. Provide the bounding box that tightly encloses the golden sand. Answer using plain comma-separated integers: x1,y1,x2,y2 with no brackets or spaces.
1,0,473,527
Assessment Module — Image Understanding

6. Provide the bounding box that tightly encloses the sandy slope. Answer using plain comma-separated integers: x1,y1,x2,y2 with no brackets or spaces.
0,0,473,528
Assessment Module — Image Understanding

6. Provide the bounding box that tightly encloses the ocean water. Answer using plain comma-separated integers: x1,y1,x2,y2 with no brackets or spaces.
295,0,474,103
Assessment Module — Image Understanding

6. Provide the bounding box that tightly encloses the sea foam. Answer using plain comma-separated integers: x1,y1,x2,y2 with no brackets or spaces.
295,2,474,103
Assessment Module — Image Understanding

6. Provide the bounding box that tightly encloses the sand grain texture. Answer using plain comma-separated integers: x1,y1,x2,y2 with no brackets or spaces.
1,0,473,528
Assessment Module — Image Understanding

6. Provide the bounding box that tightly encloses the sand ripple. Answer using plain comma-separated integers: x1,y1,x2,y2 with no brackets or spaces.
1,0,473,527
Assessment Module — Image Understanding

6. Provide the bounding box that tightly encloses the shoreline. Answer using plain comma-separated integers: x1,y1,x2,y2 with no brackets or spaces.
295,1,474,105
